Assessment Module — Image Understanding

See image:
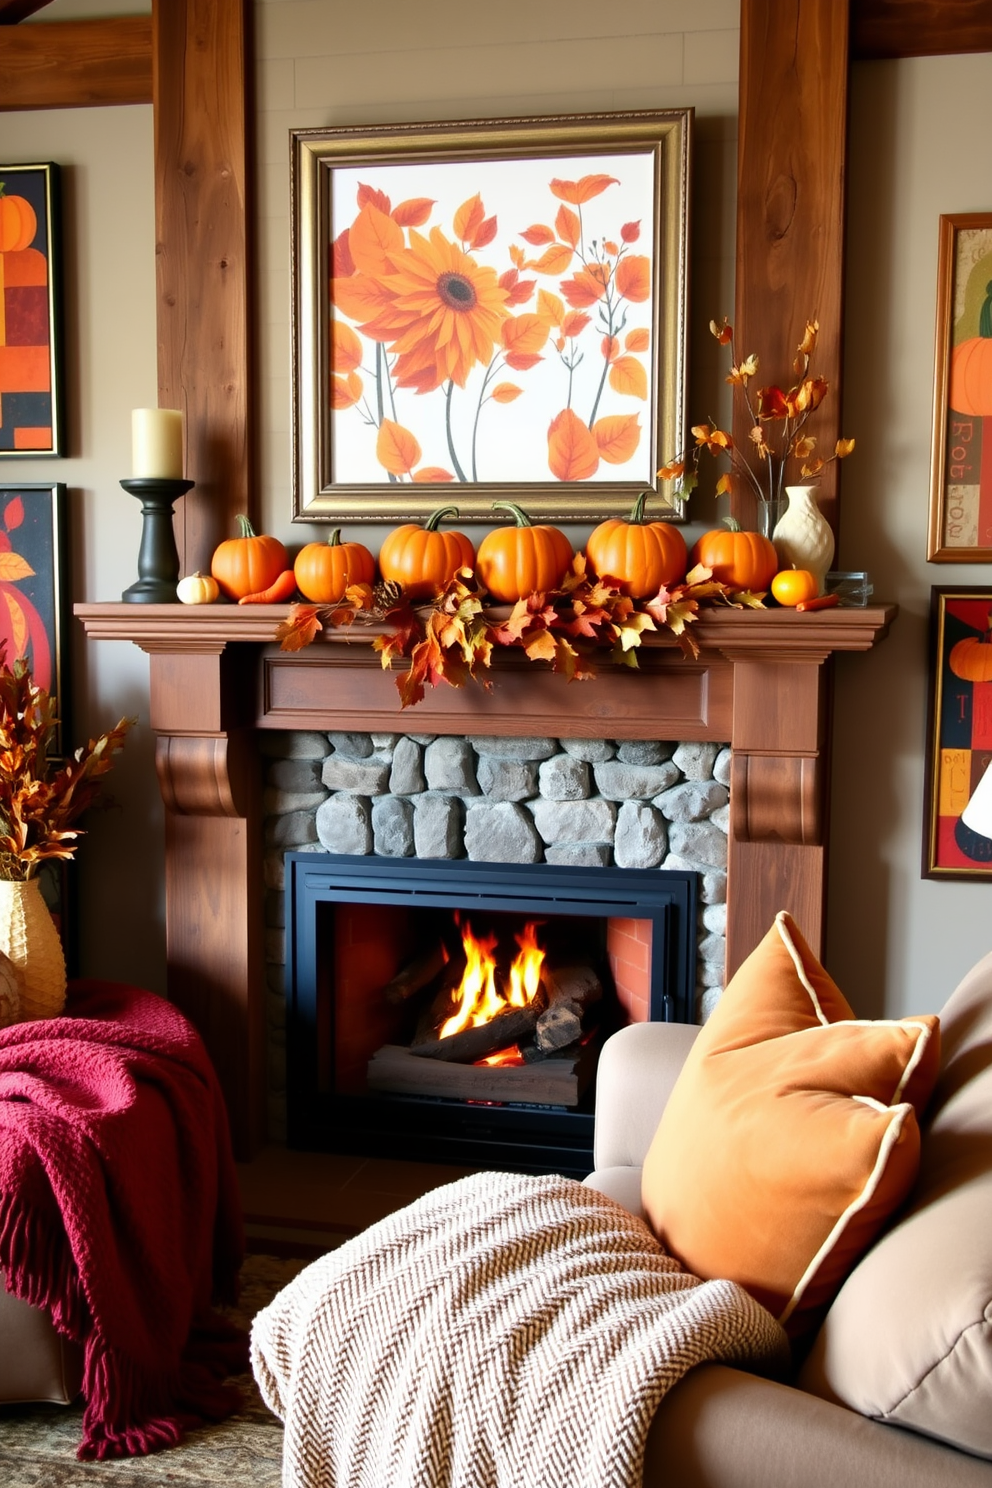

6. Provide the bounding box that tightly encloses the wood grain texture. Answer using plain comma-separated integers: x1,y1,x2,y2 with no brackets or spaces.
154,0,253,575
735,0,849,538
851,0,992,58
0,16,151,110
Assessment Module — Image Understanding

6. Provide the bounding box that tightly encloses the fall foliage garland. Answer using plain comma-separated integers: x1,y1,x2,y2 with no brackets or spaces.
274,555,765,710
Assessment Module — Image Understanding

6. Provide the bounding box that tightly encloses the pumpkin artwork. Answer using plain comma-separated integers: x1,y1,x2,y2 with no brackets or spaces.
950,279,992,417
378,506,475,600
0,182,37,254
950,612,992,683
210,515,289,601
585,491,688,599
475,502,573,603
690,519,778,592
294,529,375,604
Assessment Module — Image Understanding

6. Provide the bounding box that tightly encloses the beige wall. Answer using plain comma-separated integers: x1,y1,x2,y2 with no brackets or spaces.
4,8,991,1021
828,52,992,1017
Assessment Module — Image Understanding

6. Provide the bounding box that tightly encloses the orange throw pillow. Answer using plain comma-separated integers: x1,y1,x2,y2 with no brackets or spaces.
641,911,940,1338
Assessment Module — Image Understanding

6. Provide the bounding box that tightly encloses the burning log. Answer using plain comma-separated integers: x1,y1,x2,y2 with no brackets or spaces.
534,1002,583,1054
381,943,451,1006
543,963,602,1009
410,998,544,1064
368,1041,596,1106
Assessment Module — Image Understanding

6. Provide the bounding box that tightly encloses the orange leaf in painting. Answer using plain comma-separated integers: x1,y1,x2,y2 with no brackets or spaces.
392,197,435,227
614,255,651,303
491,382,523,403
608,355,648,399
348,204,404,276
330,371,363,410
548,408,600,481
333,273,390,321
474,215,498,249
555,204,580,248
498,269,537,307
519,224,556,245
625,327,650,352
537,289,565,327
454,194,486,244
0,552,34,582
331,320,363,374
332,230,355,278
412,467,455,482
561,264,609,309
621,220,641,242
376,419,422,477
356,182,391,213
562,312,590,339
550,173,619,205
526,243,574,275
501,314,550,356
601,334,620,363
509,243,526,269
4,496,24,531
504,351,544,372
592,413,641,464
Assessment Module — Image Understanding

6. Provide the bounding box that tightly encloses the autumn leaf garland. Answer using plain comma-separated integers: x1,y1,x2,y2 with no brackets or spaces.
274,557,766,710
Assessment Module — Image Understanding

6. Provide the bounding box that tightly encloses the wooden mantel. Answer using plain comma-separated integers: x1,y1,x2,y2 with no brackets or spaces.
77,601,894,1155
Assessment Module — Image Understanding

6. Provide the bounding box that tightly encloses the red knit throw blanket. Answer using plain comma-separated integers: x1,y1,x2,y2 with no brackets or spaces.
0,980,248,1459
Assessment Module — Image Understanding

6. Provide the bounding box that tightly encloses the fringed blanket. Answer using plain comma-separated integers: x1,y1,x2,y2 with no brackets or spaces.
251,1171,788,1488
0,980,248,1459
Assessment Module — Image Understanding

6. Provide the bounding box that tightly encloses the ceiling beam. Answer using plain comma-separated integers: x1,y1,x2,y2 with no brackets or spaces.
851,0,992,59
0,16,151,109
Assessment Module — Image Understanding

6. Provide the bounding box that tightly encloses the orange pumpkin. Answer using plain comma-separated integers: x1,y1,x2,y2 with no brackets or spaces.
585,491,688,598
770,568,819,607
210,515,289,601
950,613,992,682
378,505,476,600
0,183,37,254
949,280,992,417
690,519,778,592
294,528,375,604
476,501,573,602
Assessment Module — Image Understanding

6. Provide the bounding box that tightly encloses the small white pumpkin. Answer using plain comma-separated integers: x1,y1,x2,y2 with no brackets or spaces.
177,571,220,605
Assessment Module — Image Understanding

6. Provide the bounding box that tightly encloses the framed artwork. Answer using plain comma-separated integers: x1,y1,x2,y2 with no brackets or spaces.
0,162,64,458
927,213,992,561
290,111,691,525
0,482,68,755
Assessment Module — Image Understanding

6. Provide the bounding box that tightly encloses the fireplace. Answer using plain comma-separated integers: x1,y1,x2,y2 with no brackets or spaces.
286,854,696,1175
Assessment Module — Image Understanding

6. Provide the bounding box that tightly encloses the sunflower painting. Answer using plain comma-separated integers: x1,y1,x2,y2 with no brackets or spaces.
292,113,691,524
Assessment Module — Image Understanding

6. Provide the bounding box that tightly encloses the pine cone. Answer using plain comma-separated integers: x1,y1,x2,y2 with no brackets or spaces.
370,579,404,616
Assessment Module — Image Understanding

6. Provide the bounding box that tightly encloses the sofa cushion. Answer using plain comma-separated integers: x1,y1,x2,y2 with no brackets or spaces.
641,911,940,1339
799,948,992,1459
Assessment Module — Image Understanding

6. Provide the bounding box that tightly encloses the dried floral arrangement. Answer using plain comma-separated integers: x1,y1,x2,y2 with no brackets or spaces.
0,652,132,882
275,557,764,710
657,316,855,508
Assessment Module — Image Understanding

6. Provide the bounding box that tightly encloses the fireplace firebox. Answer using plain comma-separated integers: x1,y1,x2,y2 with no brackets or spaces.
286,853,697,1175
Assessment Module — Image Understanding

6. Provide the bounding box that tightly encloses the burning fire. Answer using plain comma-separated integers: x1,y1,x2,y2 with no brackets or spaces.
439,919,546,1040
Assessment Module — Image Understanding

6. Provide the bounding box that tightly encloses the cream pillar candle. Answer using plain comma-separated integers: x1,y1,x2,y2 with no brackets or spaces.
131,407,184,479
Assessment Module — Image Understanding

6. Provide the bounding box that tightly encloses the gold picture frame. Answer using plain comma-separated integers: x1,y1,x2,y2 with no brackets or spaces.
291,110,692,525
927,213,992,561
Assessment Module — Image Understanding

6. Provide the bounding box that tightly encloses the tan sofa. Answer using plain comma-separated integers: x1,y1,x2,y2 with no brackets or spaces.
0,1279,81,1404
584,951,992,1487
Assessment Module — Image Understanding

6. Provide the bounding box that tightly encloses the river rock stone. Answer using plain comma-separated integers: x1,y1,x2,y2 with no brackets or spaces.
544,843,612,868
321,754,392,793
315,794,372,854
389,736,425,796
372,796,415,857
413,794,463,859
464,802,542,863
538,754,591,801
476,756,538,802
672,742,720,781
713,746,733,787
560,738,616,762
468,735,559,761
327,731,374,759
617,740,674,765
667,821,728,869
425,737,479,794
613,801,668,869
654,779,729,823
530,797,617,844
593,759,681,800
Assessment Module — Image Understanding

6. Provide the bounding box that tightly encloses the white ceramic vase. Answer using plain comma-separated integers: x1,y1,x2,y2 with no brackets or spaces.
0,876,67,1022
771,484,835,595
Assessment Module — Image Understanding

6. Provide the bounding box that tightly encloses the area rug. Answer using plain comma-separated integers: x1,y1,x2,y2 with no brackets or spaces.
0,1253,307,1488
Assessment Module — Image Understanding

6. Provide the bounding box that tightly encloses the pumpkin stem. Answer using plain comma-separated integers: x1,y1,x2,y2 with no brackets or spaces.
628,491,650,524
328,529,342,547
721,516,742,533
234,514,257,539
425,505,460,531
980,282,992,341
492,500,532,527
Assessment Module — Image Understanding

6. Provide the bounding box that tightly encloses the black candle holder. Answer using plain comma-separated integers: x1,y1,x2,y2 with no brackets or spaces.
120,477,195,603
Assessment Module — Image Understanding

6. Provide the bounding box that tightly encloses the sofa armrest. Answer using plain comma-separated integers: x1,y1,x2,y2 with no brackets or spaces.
592,1020,700,1172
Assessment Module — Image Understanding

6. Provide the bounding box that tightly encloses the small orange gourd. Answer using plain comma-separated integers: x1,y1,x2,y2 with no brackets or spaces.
585,491,688,598
210,516,289,601
949,280,992,418
690,519,778,592
950,612,992,683
475,502,573,602
0,183,37,254
769,568,819,608
378,506,476,600
293,529,375,604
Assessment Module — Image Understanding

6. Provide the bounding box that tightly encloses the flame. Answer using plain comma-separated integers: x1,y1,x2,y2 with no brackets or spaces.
477,1044,527,1067
439,919,546,1040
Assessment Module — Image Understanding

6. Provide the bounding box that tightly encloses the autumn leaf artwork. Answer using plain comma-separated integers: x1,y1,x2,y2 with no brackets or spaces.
328,152,656,490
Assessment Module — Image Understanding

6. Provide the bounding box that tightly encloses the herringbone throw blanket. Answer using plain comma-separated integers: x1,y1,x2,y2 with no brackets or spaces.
251,1171,788,1488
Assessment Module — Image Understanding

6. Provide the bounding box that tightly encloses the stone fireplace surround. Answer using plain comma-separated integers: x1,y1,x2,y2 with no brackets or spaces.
75,601,895,1157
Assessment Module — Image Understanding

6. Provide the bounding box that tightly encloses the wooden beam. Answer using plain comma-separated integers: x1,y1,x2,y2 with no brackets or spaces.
851,0,992,59
0,16,151,110
153,0,254,572
0,0,55,23
734,0,849,539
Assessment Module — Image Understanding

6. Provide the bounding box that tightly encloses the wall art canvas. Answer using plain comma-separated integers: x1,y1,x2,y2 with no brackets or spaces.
924,587,992,877
291,112,691,525
0,482,68,754
928,213,992,560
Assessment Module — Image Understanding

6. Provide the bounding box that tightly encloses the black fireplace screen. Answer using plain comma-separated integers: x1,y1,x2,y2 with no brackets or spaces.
285,853,697,1176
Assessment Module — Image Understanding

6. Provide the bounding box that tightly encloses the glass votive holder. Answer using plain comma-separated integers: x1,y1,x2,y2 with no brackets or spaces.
824,571,873,606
